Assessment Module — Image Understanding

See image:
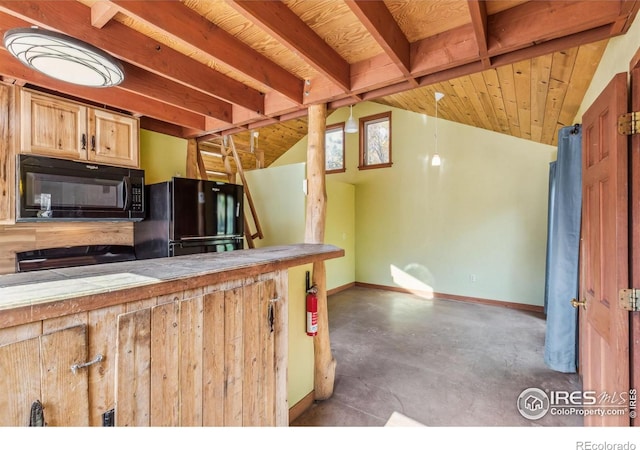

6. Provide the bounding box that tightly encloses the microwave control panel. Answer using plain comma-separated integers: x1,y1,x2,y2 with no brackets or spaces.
130,179,144,212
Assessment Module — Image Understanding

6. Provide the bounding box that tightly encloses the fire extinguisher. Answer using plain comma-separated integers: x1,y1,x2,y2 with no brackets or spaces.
306,271,318,336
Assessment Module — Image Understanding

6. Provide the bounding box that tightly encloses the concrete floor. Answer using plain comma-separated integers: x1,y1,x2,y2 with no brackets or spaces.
291,287,583,427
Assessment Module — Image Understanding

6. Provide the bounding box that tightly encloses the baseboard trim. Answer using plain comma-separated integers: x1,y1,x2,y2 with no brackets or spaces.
327,282,355,296
289,390,315,424
433,291,544,313
354,282,544,314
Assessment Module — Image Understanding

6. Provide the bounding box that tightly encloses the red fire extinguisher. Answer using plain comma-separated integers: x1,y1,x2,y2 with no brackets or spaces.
306,272,318,336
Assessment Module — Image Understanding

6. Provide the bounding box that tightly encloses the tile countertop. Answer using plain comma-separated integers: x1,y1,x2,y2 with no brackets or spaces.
0,244,344,324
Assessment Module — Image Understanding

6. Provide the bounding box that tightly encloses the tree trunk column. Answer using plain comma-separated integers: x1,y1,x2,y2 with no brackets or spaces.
305,103,336,400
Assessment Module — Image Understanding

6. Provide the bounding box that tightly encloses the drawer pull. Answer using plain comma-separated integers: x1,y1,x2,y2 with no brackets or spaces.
71,353,103,374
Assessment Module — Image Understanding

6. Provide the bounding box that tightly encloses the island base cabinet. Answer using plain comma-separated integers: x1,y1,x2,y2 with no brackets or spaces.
0,271,288,427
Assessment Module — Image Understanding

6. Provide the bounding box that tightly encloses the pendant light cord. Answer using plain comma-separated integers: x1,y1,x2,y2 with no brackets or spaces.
435,96,439,153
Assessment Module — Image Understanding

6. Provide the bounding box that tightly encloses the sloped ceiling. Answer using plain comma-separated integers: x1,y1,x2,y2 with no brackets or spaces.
0,1,636,174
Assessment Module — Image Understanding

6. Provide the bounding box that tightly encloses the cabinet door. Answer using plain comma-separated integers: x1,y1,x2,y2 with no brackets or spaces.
0,325,89,426
115,279,279,426
90,109,139,168
20,90,88,161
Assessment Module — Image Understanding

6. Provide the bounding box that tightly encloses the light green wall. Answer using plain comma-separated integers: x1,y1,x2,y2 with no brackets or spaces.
285,263,314,407
244,161,356,292
277,102,555,306
244,163,306,247
243,162,355,407
574,12,640,122
139,129,187,184
326,181,356,289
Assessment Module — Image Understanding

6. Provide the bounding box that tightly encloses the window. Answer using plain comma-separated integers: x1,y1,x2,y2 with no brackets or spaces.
359,112,392,169
325,122,345,173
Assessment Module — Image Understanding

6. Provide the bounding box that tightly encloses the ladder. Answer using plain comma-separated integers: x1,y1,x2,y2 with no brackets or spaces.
189,135,264,249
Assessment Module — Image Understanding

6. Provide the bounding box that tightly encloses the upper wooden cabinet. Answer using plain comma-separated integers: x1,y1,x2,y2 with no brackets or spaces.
18,88,139,168
90,109,139,168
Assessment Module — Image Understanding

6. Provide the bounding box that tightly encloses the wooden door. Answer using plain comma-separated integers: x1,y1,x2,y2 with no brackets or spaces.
20,90,88,161
630,57,640,428
89,109,139,168
580,72,630,426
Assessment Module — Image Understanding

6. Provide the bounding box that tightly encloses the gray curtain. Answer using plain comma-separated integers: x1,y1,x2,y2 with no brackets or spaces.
543,124,582,373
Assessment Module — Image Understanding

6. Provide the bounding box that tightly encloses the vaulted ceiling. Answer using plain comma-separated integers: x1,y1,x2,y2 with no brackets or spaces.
0,1,638,174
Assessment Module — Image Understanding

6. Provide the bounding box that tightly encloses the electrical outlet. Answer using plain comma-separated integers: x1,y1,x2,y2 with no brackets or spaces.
470,274,477,283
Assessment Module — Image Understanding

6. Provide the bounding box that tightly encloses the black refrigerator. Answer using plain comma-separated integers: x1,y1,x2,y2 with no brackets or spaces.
134,177,244,259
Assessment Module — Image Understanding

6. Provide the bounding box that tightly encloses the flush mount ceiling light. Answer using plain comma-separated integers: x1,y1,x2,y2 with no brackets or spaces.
3,27,125,88
345,105,358,133
432,92,444,167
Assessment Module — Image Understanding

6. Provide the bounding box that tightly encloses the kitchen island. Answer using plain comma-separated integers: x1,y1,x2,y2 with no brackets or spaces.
0,243,344,427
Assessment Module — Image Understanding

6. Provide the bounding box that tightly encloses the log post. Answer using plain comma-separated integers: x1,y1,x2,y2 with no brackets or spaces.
305,103,336,400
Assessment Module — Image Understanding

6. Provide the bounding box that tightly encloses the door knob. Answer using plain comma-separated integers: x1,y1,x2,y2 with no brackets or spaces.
571,298,587,309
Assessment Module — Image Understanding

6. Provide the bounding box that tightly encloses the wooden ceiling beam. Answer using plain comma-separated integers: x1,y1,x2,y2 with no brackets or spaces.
490,25,612,68
0,49,207,131
409,1,634,81
109,0,304,105
411,23,480,78
610,0,640,34
344,0,416,87
90,2,118,29
139,117,194,139
487,1,624,54
0,1,265,114
467,0,490,68
351,53,406,93
118,62,232,123
303,53,403,105
227,0,351,92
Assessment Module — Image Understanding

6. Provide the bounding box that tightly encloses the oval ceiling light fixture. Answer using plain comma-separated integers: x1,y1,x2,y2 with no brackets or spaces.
3,27,125,88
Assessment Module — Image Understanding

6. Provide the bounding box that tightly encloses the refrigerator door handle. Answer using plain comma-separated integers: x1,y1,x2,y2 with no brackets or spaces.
178,235,241,241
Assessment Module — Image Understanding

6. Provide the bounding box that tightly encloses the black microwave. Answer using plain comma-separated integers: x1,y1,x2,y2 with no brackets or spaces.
17,154,145,221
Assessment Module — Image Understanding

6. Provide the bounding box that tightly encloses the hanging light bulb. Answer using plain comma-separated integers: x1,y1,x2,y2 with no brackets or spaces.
345,105,358,133
250,131,259,153
432,92,444,166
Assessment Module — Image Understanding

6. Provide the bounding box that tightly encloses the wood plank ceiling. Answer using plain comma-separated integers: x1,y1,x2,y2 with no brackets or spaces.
0,1,637,176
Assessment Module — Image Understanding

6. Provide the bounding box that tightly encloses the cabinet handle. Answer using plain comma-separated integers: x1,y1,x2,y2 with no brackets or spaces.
71,353,103,374
91,135,96,151
268,297,279,333
268,303,274,332
81,133,87,150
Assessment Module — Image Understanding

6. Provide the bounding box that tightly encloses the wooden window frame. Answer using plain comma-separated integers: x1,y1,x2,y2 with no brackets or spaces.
358,111,392,170
325,122,346,174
